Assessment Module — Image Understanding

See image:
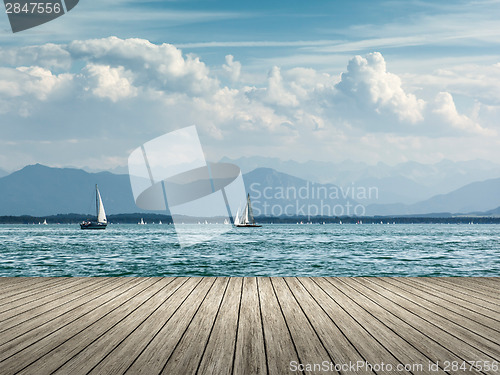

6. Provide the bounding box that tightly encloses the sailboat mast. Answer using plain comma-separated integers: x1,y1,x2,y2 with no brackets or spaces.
95,184,99,218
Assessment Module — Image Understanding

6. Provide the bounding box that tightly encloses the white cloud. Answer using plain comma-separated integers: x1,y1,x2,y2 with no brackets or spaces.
85,64,137,102
264,66,299,107
0,37,499,171
335,52,425,125
222,55,241,82
432,92,491,135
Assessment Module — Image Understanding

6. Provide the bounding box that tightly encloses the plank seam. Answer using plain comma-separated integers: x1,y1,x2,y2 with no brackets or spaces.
256,277,270,375
0,278,116,335
0,277,120,339
429,279,500,307
194,278,231,375
393,278,500,327
5,277,156,372
318,277,414,375
122,277,205,374
159,278,218,375
55,277,183,375
296,277,374,374
230,277,244,375
340,278,456,374
283,277,338,372
270,277,304,375
361,278,499,365
375,278,500,347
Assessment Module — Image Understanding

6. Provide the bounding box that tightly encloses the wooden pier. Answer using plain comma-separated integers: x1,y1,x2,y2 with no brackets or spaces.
0,277,499,374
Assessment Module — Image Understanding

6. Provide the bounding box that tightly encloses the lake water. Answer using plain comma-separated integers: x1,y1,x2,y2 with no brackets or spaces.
0,224,499,277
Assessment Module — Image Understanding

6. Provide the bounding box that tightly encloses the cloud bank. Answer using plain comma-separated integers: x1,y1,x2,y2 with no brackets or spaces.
0,36,498,170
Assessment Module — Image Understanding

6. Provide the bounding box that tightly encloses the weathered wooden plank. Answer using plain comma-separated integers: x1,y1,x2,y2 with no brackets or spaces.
450,277,500,303
0,278,156,374
374,278,500,355
15,278,170,375
286,277,373,375
0,277,57,298
414,277,500,313
435,278,500,304
0,277,75,311
358,278,500,365
0,277,498,375
0,278,131,360
339,278,483,375
161,277,229,374
258,277,300,375
322,277,430,375
0,278,106,330
393,278,500,328
124,278,216,375
197,277,243,375
271,277,337,375
233,277,267,375
87,277,201,375
51,278,183,375
299,277,405,373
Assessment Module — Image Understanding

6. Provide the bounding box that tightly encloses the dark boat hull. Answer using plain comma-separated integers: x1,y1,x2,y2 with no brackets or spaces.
235,224,262,227
80,222,107,230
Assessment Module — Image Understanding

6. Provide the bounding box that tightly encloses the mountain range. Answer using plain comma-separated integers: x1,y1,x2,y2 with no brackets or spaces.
220,156,500,205
0,163,499,217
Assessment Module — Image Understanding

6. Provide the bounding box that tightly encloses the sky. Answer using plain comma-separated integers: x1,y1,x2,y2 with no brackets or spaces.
1,0,500,172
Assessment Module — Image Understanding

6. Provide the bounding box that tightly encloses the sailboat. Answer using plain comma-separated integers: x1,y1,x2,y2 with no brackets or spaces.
138,218,145,225
80,185,107,230
234,194,261,227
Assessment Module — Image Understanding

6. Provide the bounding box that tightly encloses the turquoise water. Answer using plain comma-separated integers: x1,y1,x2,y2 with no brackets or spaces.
0,224,499,277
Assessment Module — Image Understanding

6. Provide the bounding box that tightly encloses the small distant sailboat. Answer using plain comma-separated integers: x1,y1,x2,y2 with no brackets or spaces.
234,194,261,227
138,218,145,225
80,185,107,230
42,219,48,225
159,220,162,225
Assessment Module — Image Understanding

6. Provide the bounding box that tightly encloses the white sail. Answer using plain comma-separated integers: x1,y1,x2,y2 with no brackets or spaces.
242,204,249,224
96,186,107,223
234,207,240,226
234,194,258,226
246,194,255,224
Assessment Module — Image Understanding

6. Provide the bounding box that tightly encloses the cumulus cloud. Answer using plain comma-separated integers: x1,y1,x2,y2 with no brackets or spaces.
0,37,498,170
67,36,218,96
222,55,241,82
85,64,137,102
432,92,490,135
335,52,425,124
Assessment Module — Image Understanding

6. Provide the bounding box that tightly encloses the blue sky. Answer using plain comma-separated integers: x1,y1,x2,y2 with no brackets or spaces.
0,0,500,171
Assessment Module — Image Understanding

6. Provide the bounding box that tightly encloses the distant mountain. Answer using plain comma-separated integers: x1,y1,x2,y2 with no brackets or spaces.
0,164,140,216
483,206,500,216
0,164,358,217
0,168,8,178
367,177,500,216
244,168,358,217
2,164,499,217
221,156,500,205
